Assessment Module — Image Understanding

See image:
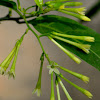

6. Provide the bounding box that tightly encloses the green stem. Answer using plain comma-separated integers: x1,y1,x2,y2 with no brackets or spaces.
55,79,61,100
50,72,55,100
25,5,36,12
15,10,51,64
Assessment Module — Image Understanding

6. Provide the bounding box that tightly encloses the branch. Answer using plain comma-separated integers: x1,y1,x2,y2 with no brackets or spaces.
0,14,35,24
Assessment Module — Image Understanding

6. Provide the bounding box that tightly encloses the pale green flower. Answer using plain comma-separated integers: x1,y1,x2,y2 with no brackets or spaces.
47,65,60,75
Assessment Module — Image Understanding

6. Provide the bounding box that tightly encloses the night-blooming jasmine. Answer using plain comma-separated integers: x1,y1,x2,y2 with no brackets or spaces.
7,29,28,79
48,36,81,64
84,90,93,99
47,65,60,75
0,29,28,78
57,65,89,83
32,53,44,96
59,10,91,21
32,65,42,97
62,7,86,15
60,74,93,98
8,40,21,79
52,32,95,42
51,35,91,54
0,46,16,75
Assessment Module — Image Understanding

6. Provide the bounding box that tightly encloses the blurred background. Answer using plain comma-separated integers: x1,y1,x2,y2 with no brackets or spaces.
0,0,100,100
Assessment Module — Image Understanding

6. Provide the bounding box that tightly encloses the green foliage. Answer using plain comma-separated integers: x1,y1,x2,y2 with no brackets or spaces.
29,15,100,71
0,0,100,99
0,0,17,10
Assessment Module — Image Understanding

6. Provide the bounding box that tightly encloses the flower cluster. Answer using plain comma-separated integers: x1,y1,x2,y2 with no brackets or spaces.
0,30,27,79
46,62,93,100
44,0,91,21
48,31,95,64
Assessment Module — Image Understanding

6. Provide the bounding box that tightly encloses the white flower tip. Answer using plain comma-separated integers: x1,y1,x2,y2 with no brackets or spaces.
37,89,42,97
32,88,41,97
81,45,91,54
82,76,89,83
54,68,60,75
8,71,16,79
84,90,93,99
77,7,86,15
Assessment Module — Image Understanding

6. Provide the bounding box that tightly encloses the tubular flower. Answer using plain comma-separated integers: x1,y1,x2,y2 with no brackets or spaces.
32,53,44,97
0,46,16,75
52,32,95,42
49,36,81,64
44,0,90,21
56,64,89,83
62,7,86,15
59,10,91,21
60,74,93,99
0,29,27,78
8,40,21,79
51,34,92,54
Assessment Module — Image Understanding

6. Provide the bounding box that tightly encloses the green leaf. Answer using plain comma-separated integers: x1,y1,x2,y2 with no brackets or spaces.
0,0,17,10
29,15,100,71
